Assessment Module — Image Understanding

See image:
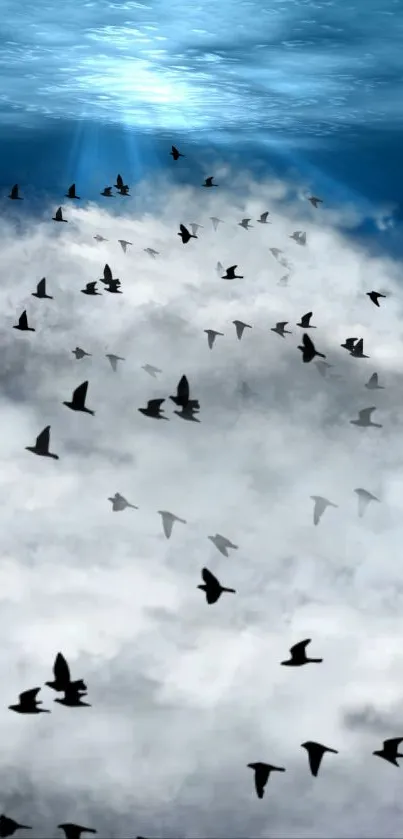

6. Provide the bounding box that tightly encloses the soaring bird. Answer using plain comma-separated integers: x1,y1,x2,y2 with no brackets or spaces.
45,653,87,693
32,278,53,299
25,426,59,460
354,488,380,518
373,738,403,767
290,231,306,245
350,407,382,428
9,688,50,714
297,312,316,329
65,184,80,199
170,375,199,410
247,763,285,798
311,495,338,526
100,264,116,285
8,184,22,200
138,399,168,420
63,381,94,415
118,239,132,253
202,176,218,187
211,217,224,231
365,372,384,390
93,234,108,242
0,815,32,837
204,329,224,349
142,364,162,377
52,207,67,222
281,639,323,667
157,511,187,539
238,218,253,230
170,145,184,160
308,196,323,208
72,347,91,359
106,353,125,372
197,568,236,604
57,824,97,839
233,320,252,340
350,338,369,358
208,533,238,557
298,333,326,363
144,248,159,258
301,741,338,776
271,321,291,338
108,493,138,512
13,311,35,332
367,291,386,307
257,212,270,224
222,265,243,280
178,224,197,244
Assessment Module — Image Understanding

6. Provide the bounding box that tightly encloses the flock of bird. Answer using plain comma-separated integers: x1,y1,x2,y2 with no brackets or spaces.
3,144,394,838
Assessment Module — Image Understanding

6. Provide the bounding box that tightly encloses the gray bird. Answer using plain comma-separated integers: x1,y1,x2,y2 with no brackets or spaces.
173,405,200,422
365,372,384,390
93,234,108,242
311,495,338,526
208,533,238,557
157,510,187,539
257,212,270,224
204,329,224,349
354,488,380,518
211,217,224,231
350,407,382,428
142,364,162,377
202,176,218,188
297,311,316,329
367,291,386,307
301,741,338,776
72,347,91,360
277,274,290,287
233,320,252,340
144,248,159,258
32,277,53,299
108,493,138,512
81,282,101,296
290,231,306,245
350,338,369,358
52,207,67,223
118,239,132,253
190,223,203,236
197,568,235,604
106,353,125,372
308,196,323,208
222,265,243,279
0,815,32,837
26,426,59,460
216,261,225,276
247,763,285,799
271,321,292,338
238,218,253,230
9,688,50,715
373,738,403,767
281,639,323,667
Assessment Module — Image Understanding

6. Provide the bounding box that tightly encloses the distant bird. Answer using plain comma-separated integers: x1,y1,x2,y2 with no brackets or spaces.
350,338,369,358
93,234,108,242
277,274,290,287
81,281,101,296
114,174,128,191
315,360,333,378
108,493,138,512
117,185,130,196
233,320,252,340
118,239,132,253
144,248,159,258
308,196,323,208
52,207,67,223
158,510,187,539
45,653,86,693
173,405,201,423
138,399,168,420
271,321,291,338
26,426,59,460
311,495,338,526
208,533,238,557
65,183,80,199
63,381,94,415
170,375,199,410
190,223,203,236
100,187,113,197
269,248,283,260
211,217,224,231
54,684,91,708
105,279,122,294
341,337,358,351
178,223,197,244
238,218,253,230
222,265,243,279
106,353,125,372
297,311,316,329
0,815,32,837
57,824,97,839
202,176,218,187
197,567,235,604
247,763,285,798
142,364,162,377
350,407,382,428
373,738,403,767
170,145,184,160
281,639,323,667
298,333,326,363
32,277,53,299
13,310,35,332
354,488,380,518
301,742,338,777
367,291,386,307
8,184,22,200
365,372,384,390
72,347,91,359
290,231,306,245
257,212,270,224
9,688,49,714
204,329,224,349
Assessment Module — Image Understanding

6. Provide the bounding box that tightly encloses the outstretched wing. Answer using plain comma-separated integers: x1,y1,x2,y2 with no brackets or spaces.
103,264,112,282
37,278,46,296
19,310,28,329
359,407,375,422
290,639,311,656
54,652,71,684
20,687,40,704
202,567,217,586
73,381,88,408
303,333,315,352
36,426,50,451
160,512,174,539
301,311,312,326
177,375,189,404
148,398,164,410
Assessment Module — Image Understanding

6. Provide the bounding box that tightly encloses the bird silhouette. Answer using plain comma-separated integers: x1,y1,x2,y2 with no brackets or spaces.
93,234,108,242
170,145,184,160
233,320,252,340
208,533,238,556
0,815,32,838
350,407,382,428
341,337,358,351
178,224,197,244
190,223,203,236
170,375,199,410
173,405,201,422
198,568,235,604
271,321,292,338
65,183,80,199
298,333,326,363
297,312,316,329
108,493,138,512
354,488,380,518
8,184,22,200
138,399,168,420
311,495,338,525
204,329,224,349
57,824,97,839
118,239,132,253
269,247,283,261
211,217,224,231
281,639,323,666
221,265,243,279
144,248,159,258
238,218,253,230
45,653,87,693
308,196,323,207
373,738,403,766
105,279,122,294
9,688,50,714
367,291,386,307
247,763,285,798
202,176,218,187
142,364,162,377
32,278,53,299
54,684,91,708
257,212,270,224
350,338,369,358
13,311,35,332
301,741,338,776
52,207,67,222
72,347,91,359
290,231,306,245
63,381,94,415
100,187,113,197
26,426,59,460
365,372,384,390
117,185,130,196
157,510,187,539
106,353,125,372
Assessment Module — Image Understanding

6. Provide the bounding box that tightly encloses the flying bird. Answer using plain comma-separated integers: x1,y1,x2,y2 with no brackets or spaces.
65,183,80,199
204,329,224,349
354,488,380,518
350,338,369,358
13,311,35,332
157,511,187,539
63,381,94,415
9,688,50,714
178,223,197,244
0,815,32,837
298,333,326,363
373,738,403,767
238,218,253,230
311,495,338,526
281,639,323,667
222,265,243,279
170,145,184,160
271,321,292,338
211,217,224,231
170,375,199,410
57,824,97,839
367,291,386,307
81,281,101,295
52,207,67,223
45,653,86,693
340,337,358,351
301,742,338,776
54,684,91,708
247,763,285,798
173,405,200,422
8,184,22,200
308,196,323,208
118,239,132,253
350,407,382,428
202,176,218,187
106,353,125,372
197,567,236,604
100,187,113,197
25,426,59,460
138,399,168,420
72,347,91,359
32,277,53,299
93,234,108,242
290,231,306,245
297,312,316,329
208,533,238,557
365,372,384,390
233,320,252,340
105,279,122,294
257,212,270,224
142,364,162,377
144,248,159,258
108,493,138,512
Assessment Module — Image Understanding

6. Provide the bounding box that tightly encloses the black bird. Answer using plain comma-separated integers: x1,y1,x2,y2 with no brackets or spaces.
281,639,323,667
52,207,67,222
57,824,97,839
297,311,316,328
81,281,102,296
8,184,22,200
301,741,338,777
26,426,59,460
117,185,130,196
114,174,128,191
350,338,369,358
138,399,168,420
365,372,384,390
373,738,403,767
271,321,292,338
100,187,113,197
170,145,184,160
308,195,323,208
105,279,123,294
170,375,199,410
298,333,326,363
178,224,197,244
222,265,243,280
54,684,91,708
202,176,218,187
0,815,32,838
32,278,53,299
72,347,91,360
13,311,35,332
9,688,50,714
197,568,235,604
46,652,87,693
63,381,94,415
247,763,286,799
257,211,270,224
340,337,358,351
65,183,80,199
174,405,201,422
367,290,386,307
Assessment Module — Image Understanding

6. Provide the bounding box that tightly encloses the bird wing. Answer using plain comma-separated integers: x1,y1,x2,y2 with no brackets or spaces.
384,738,403,750
227,265,237,273
107,355,118,371
290,639,311,656
87,282,97,291
301,312,312,326
368,373,378,386
312,497,326,525
72,381,88,408
19,310,28,329
36,426,50,451
303,333,315,352
206,332,214,348
202,567,217,586
205,177,213,185
55,207,62,220
160,512,173,539
20,687,40,704
276,322,287,330
359,407,375,422
260,212,268,222
148,398,164,410
11,184,18,197
54,652,71,683
307,746,322,777
37,278,46,295
104,264,112,282
177,375,189,404
172,145,178,154
353,338,363,353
